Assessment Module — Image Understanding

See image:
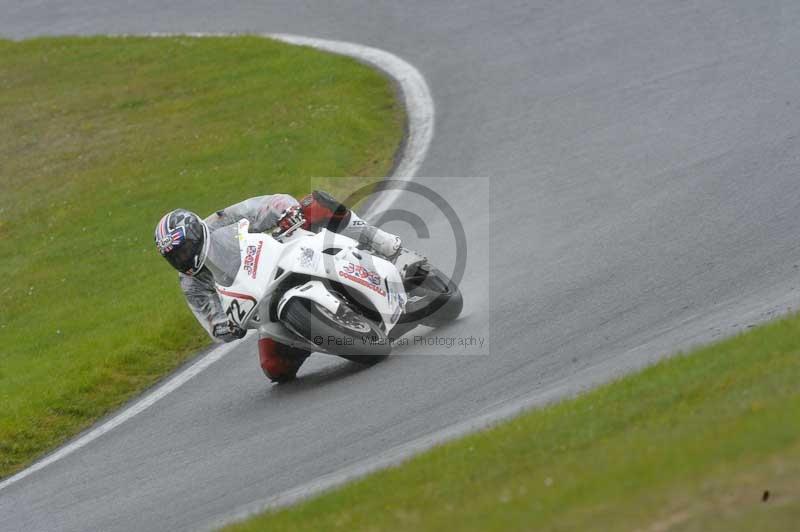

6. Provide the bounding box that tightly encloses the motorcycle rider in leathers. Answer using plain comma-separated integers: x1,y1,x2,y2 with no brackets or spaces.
154,190,402,382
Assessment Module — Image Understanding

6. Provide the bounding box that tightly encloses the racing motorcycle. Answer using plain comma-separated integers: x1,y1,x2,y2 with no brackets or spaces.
216,218,463,364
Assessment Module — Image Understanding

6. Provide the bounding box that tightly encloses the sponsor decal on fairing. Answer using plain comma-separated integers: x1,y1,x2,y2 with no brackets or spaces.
243,241,263,279
297,247,316,268
338,262,386,296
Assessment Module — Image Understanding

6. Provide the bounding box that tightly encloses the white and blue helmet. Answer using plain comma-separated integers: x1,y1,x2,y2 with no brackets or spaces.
154,209,209,275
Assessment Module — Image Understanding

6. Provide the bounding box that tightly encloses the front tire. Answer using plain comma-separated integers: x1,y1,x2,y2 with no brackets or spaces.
281,299,391,364
403,265,463,327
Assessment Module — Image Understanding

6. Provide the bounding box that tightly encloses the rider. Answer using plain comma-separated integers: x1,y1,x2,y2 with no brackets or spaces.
154,190,402,383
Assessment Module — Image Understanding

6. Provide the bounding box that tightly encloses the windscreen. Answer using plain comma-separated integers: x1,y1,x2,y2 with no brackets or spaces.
204,224,242,287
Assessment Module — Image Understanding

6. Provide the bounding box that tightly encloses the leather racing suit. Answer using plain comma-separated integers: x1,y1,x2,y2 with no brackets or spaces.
179,190,401,382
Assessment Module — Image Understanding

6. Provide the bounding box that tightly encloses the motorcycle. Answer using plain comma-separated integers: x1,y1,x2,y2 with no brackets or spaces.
216,218,463,364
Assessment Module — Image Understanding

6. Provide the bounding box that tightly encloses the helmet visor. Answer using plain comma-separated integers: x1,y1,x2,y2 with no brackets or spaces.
164,239,201,274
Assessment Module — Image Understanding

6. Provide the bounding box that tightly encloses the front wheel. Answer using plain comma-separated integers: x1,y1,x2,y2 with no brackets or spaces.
403,264,463,327
281,299,391,364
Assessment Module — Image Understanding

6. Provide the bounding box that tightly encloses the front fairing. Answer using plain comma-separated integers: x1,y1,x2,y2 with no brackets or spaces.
276,229,406,330
216,222,406,332
214,220,281,329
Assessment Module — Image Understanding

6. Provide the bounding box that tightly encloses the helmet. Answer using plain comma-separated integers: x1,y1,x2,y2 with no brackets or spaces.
154,209,209,275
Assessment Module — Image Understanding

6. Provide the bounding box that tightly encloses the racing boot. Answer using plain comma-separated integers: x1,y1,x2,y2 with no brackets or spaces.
258,338,311,383
357,225,403,262
357,223,429,280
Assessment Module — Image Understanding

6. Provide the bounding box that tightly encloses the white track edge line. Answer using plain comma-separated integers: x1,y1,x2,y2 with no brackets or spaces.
0,341,239,492
0,32,434,493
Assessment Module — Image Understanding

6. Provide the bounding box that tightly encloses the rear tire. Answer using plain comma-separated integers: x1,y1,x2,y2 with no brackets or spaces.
281,299,390,365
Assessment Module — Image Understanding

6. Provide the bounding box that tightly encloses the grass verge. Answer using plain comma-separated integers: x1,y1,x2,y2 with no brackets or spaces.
227,312,800,531
0,35,403,479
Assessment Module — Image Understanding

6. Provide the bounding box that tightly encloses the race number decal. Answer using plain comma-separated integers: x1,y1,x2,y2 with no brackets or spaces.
218,288,257,327
226,300,248,323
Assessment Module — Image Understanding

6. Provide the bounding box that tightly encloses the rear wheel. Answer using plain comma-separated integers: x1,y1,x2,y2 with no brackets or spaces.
281,299,391,364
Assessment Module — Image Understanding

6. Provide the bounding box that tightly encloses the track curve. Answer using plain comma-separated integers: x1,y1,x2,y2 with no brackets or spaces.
3,2,800,531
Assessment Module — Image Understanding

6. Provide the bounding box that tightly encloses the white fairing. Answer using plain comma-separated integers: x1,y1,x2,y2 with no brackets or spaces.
277,281,340,318
215,220,407,351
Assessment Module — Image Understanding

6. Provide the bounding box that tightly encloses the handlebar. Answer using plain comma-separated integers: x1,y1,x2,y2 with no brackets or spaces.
271,218,306,241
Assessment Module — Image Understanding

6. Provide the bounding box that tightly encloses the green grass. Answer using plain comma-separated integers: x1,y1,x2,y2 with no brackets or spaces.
227,313,800,531
0,36,403,479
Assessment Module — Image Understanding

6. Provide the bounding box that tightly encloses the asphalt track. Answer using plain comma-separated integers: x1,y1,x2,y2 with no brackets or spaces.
3,2,800,530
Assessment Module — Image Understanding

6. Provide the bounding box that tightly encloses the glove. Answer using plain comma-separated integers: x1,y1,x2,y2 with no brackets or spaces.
299,190,350,230
212,320,247,342
277,205,305,233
